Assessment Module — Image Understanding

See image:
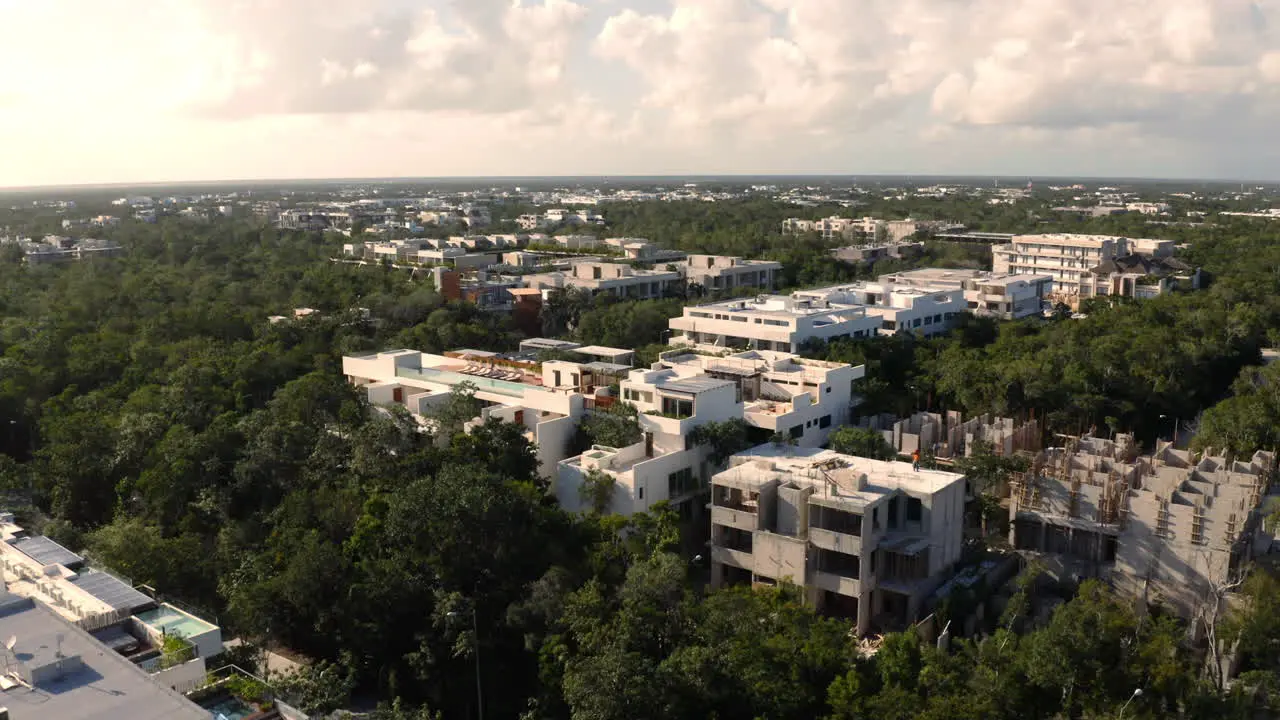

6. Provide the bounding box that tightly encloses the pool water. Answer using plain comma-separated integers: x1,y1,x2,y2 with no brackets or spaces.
203,696,255,720
136,604,215,639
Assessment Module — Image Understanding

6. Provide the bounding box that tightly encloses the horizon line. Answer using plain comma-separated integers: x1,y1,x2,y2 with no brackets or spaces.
1,172,1276,194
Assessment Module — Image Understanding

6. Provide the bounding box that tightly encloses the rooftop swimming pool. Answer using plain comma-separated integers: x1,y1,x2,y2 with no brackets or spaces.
136,604,216,639
201,695,256,720
396,366,529,397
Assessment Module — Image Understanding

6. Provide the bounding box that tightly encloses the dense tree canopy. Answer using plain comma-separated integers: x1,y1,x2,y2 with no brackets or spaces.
4,202,1280,717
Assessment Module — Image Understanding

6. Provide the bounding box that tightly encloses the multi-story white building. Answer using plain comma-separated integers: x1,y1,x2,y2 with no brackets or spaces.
878,268,1053,320
525,261,683,299
709,446,966,633
682,255,782,293
669,295,882,353
1,513,224,704
792,282,968,337
992,234,1128,295
343,349,612,480
558,372,741,517
783,217,920,242
556,349,865,517
657,349,863,446
993,234,1190,309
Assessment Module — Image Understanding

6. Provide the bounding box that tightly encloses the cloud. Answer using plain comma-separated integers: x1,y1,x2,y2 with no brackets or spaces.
178,0,591,117
594,0,1280,142
2,0,1280,184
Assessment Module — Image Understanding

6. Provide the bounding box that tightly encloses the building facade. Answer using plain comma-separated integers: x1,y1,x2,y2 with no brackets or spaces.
709,446,966,633
556,349,865,518
525,262,684,299
682,255,782,293
669,295,882,353
792,282,968,337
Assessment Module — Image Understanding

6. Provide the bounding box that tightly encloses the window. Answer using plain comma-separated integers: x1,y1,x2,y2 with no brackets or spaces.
913,318,922,328
661,396,694,418
638,486,644,500
820,415,832,429
924,316,933,326
789,425,804,439
825,386,831,393
668,467,698,497
907,497,923,523
933,314,942,323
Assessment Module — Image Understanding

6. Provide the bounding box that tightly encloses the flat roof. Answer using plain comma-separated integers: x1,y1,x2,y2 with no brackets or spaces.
519,338,581,349
657,376,734,394
574,345,634,360
10,536,83,568
69,570,153,612
718,445,965,500
584,361,632,373
0,598,208,720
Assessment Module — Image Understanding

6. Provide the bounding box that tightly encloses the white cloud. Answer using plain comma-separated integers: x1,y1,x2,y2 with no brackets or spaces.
1,0,1280,184
594,0,1280,142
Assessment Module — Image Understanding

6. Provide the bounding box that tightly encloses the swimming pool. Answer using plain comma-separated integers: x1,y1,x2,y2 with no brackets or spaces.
136,604,216,640
202,695,255,720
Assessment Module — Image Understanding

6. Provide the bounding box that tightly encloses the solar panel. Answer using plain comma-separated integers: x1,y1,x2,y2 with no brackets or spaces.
10,535,83,568
71,569,153,612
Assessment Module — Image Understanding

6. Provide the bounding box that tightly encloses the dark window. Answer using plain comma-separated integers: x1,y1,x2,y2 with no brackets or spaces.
790,425,804,439
907,497,922,522
820,415,832,429
668,467,698,497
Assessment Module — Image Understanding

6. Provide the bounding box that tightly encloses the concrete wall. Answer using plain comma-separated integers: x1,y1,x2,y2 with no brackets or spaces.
752,532,808,585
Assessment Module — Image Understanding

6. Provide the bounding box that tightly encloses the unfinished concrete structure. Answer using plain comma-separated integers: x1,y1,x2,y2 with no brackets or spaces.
709,446,966,634
859,411,1042,459
1009,434,1275,617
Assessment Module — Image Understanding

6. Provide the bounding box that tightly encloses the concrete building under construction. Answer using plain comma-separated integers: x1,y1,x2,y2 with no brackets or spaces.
1009,434,1275,617
859,410,1042,459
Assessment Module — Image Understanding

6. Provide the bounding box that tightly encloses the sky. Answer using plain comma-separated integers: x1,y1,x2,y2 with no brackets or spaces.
2,0,1280,186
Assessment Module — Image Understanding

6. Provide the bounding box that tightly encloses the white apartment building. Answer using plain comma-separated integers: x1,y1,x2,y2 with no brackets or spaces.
556,349,865,517
682,255,782,293
792,282,967,337
993,234,1186,308
992,234,1127,295
783,217,920,242
657,349,863,446
1,513,224,701
557,373,741,517
669,295,882,353
343,349,603,480
878,268,1053,320
525,261,683,299
709,446,966,633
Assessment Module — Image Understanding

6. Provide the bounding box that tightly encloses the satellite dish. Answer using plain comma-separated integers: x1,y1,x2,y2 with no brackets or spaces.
4,636,15,652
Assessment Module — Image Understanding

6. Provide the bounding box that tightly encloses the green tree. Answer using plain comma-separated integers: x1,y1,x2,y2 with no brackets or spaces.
688,418,755,465
580,402,642,449
828,426,897,460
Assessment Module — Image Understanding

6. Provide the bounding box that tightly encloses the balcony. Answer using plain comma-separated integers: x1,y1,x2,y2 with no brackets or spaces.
809,527,862,556
811,570,861,598
711,545,754,570
712,504,760,532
